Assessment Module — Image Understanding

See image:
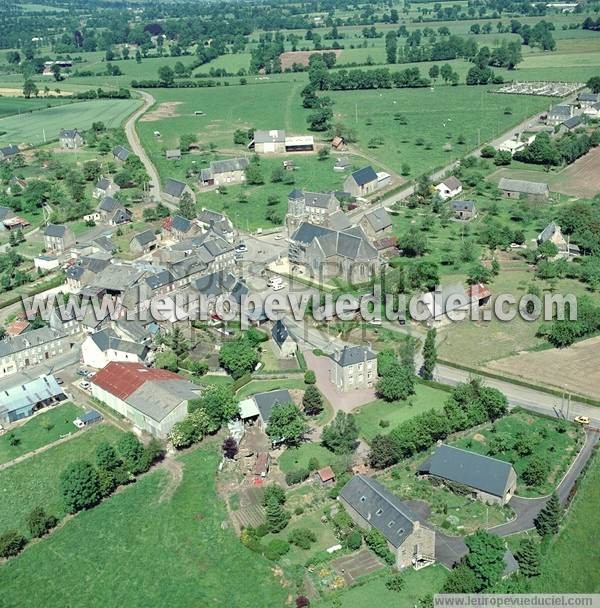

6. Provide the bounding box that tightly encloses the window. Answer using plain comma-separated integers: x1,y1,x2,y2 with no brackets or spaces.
376,508,383,516
388,521,395,528
360,496,366,503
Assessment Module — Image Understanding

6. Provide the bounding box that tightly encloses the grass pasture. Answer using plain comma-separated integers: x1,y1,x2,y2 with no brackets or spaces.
0,447,287,608
0,96,72,118
0,97,141,145
353,384,449,442
0,402,83,465
278,443,335,474
0,423,124,535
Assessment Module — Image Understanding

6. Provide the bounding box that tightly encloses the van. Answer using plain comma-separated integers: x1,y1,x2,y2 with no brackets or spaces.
267,277,283,288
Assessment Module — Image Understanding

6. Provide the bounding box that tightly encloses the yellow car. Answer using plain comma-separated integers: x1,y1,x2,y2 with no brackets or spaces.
574,415,591,425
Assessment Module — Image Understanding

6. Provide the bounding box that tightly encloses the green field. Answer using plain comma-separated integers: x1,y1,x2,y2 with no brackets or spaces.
278,442,335,473
0,423,124,535
0,97,141,145
236,378,307,399
0,402,83,465
0,447,287,608
314,564,448,608
353,384,449,442
452,410,582,496
530,450,600,592
0,96,72,118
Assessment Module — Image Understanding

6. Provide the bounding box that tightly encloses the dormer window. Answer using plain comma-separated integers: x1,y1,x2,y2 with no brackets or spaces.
388,521,395,528
360,496,366,502
376,508,383,516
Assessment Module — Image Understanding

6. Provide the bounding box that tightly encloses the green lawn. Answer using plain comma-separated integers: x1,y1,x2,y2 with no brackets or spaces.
0,447,288,607
353,384,449,442
0,402,83,465
0,97,141,145
0,423,124,535
314,564,448,608
530,450,600,593
452,410,583,496
236,378,307,399
278,443,335,474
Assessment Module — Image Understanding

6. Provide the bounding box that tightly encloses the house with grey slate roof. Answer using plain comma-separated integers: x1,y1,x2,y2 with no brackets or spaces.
289,222,379,283
578,91,599,108
359,207,392,239
59,129,84,149
112,145,130,162
537,221,567,252
286,189,341,235
43,223,75,254
89,196,132,226
163,178,192,204
329,345,377,391
450,200,477,221
81,327,151,369
199,157,249,187
339,475,436,569
93,176,120,199
546,104,573,126
0,144,20,162
344,166,379,197
197,209,235,242
271,319,296,358
419,444,517,505
498,177,549,202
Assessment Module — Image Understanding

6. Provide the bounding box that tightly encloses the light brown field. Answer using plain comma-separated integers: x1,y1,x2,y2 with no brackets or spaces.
486,335,600,400
140,101,182,122
0,88,73,97
279,49,341,70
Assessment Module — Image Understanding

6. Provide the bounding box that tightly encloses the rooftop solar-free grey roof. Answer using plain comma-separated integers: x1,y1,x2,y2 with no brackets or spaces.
126,379,200,422
0,144,19,157
350,166,377,186
549,104,571,117
339,475,420,548
364,208,392,232
132,229,156,247
290,222,333,244
253,130,286,143
302,191,337,209
498,177,549,195
0,327,65,358
95,177,111,191
451,200,476,212
171,215,192,233
254,389,292,424
211,157,249,174
59,129,80,139
271,319,290,348
163,178,187,199
427,444,515,498
97,196,120,213
89,329,148,357
112,145,130,161
563,115,583,129
329,345,377,367
538,221,560,243
44,223,67,238
440,176,462,191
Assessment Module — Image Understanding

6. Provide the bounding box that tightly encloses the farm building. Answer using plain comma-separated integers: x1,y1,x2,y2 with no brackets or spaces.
163,178,192,204
333,157,351,172
73,410,103,428
284,135,314,152
583,102,600,119
561,115,583,131
90,361,202,437
199,157,249,187
359,208,392,239
0,375,66,425
250,130,286,154
112,145,130,162
271,319,296,358
58,129,84,149
329,345,377,392
339,475,436,570
450,200,477,221
497,138,526,156
498,177,549,202
435,176,463,200
129,229,158,254
166,149,182,161
331,136,345,150
237,389,293,429
537,221,568,252
419,444,517,505
344,166,379,197
43,224,75,254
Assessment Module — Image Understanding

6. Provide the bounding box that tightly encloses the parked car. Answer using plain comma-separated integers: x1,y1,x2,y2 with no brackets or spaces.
76,368,88,377
274,234,284,241
267,277,283,288
79,381,91,390
235,243,247,253
574,415,590,425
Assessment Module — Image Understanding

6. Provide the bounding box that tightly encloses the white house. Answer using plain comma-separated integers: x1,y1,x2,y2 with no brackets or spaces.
81,328,151,369
434,176,462,200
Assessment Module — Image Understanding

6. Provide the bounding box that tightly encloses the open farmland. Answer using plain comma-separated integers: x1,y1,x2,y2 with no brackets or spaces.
0,447,287,608
0,97,141,145
486,335,600,402
0,96,72,118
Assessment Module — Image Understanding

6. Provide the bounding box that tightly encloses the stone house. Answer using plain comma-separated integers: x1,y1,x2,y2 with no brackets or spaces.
286,189,341,236
329,345,377,392
112,145,130,162
0,144,20,162
450,200,477,221
163,178,193,204
199,157,249,187
537,222,568,252
43,224,75,254
129,229,158,254
89,196,132,226
359,208,392,239
339,475,436,570
271,319,296,358
58,129,84,149
93,177,120,199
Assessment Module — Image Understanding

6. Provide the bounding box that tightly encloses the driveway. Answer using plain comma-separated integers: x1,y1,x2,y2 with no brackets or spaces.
304,350,376,412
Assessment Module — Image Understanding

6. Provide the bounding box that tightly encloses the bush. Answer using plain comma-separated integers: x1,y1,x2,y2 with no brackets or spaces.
304,370,316,384
345,529,362,550
285,468,310,486
262,484,286,506
264,538,290,560
379,419,390,428
255,523,270,537
26,507,58,538
365,529,395,565
0,530,27,558
288,527,317,550
307,457,320,471
385,573,405,592
294,506,305,516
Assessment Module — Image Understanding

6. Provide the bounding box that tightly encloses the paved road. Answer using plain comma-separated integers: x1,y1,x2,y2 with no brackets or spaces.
124,90,166,205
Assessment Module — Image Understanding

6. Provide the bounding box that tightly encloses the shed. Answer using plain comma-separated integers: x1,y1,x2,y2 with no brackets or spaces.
316,466,336,484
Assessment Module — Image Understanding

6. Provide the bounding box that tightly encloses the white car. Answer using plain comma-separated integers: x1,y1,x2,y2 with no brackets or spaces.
267,277,283,288
235,244,247,253
79,381,91,391
272,283,285,291
274,234,284,241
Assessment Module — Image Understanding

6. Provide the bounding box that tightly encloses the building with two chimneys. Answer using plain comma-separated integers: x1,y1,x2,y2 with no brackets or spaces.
93,177,120,199
286,189,342,236
58,129,84,149
329,345,377,392
43,224,75,254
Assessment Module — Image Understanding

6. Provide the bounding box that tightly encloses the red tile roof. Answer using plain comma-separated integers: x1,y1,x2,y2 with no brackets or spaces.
91,361,183,400
6,320,30,337
317,466,335,482
466,283,491,301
